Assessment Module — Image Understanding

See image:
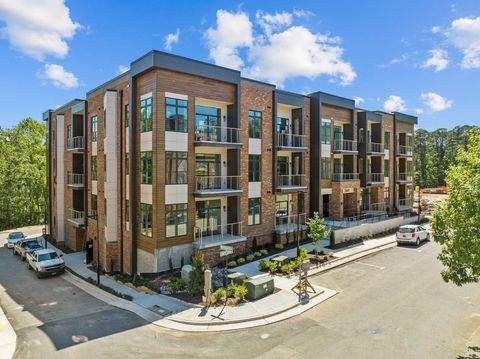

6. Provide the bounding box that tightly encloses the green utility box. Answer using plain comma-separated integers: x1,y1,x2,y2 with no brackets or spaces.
226,272,247,286
245,276,274,301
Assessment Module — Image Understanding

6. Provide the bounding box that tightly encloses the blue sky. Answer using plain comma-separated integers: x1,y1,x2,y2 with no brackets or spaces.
0,0,479,130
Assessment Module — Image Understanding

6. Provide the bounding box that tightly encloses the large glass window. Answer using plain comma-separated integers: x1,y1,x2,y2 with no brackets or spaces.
125,104,130,128
248,110,262,138
249,155,261,182
91,156,97,180
384,159,390,177
321,158,331,179
166,151,187,184
195,105,221,141
195,153,221,189
91,116,97,142
275,194,289,219
166,204,187,238
140,97,152,132
141,151,152,184
166,98,187,132
384,131,390,149
125,199,129,223
91,194,97,218
140,203,152,237
248,198,261,225
320,120,331,144
125,153,129,175
359,128,364,144
195,200,221,235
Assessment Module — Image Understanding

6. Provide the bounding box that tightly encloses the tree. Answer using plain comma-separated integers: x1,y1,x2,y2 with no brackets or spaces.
306,212,330,252
432,129,480,285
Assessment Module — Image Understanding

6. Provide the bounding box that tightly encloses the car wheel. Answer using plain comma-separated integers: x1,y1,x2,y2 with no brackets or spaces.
27,263,32,270
416,238,420,246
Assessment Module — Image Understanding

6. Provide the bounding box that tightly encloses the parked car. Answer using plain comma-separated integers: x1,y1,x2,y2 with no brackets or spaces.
7,232,25,249
396,225,430,246
14,239,43,261
26,249,65,278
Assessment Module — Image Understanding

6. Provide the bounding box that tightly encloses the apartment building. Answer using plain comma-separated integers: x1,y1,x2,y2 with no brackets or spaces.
44,50,416,275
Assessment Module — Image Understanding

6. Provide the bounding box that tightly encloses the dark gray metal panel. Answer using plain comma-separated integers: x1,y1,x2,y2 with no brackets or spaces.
130,50,241,85
309,91,355,110
358,110,382,123
86,72,131,97
240,77,276,88
394,112,418,124
275,90,305,108
53,99,84,114
72,101,86,114
309,95,321,215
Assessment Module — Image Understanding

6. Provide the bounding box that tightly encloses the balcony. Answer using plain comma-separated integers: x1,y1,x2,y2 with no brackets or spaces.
276,133,307,151
398,198,414,210
274,213,307,234
194,175,242,197
276,174,307,193
67,136,84,152
367,173,384,185
367,142,384,155
332,172,359,181
68,209,85,227
397,145,413,157
333,139,357,153
397,172,413,183
67,172,84,189
194,125,242,148
363,202,386,212
193,222,246,249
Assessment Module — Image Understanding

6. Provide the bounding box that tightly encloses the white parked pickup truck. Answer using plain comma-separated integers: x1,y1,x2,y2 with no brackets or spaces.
26,249,65,278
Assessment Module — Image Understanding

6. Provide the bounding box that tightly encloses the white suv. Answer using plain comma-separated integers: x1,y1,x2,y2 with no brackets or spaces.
396,225,430,246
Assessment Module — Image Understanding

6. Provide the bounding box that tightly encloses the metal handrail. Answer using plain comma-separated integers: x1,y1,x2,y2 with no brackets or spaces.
398,198,413,206
67,172,84,186
276,174,305,187
398,145,413,156
194,221,243,246
332,172,359,181
195,175,240,191
397,172,413,181
195,125,241,144
334,139,357,152
70,209,84,220
275,213,306,227
276,133,307,148
67,136,84,150
368,173,383,183
368,142,384,153
369,202,386,211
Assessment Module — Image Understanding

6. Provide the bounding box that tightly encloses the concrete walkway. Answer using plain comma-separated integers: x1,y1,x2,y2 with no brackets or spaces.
0,303,16,359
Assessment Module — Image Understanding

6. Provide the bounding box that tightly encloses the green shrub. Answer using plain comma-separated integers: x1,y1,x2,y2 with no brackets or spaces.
227,260,237,268
312,248,318,256
254,251,262,258
319,250,325,255
299,247,308,260
227,283,248,301
274,243,284,250
260,249,268,256
188,252,206,296
169,276,185,295
213,288,226,303
237,257,246,265
266,260,278,273
258,259,268,270
246,254,255,262
281,264,291,273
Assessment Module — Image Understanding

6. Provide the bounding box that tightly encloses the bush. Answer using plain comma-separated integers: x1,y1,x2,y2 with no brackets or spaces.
274,243,284,250
212,288,226,303
246,254,254,262
227,260,237,268
227,283,248,301
254,251,262,258
258,259,268,270
169,276,185,295
312,248,318,256
281,263,291,273
260,249,268,256
266,260,278,273
237,257,246,265
188,252,206,296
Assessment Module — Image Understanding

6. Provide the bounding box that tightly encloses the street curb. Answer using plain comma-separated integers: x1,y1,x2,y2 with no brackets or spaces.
0,302,16,359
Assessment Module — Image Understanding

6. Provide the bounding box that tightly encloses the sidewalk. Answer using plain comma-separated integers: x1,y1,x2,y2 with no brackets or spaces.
0,301,16,359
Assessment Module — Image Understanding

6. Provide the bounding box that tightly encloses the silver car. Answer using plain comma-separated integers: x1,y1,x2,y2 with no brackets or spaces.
7,232,25,249
396,225,430,246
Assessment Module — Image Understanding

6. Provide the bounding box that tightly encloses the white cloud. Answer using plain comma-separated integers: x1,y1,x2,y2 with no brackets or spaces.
292,9,314,19
415,108,424,115
445,16,480,69
431,26,441,34
421,92,453,111
205,9,355,86
353,96,364,105
164,28,180,51
118,65,129,74
421,49,449,71
379,53,408,68
205,10,253,69
383,95,406,112
38,63,79,88
0,0,81,60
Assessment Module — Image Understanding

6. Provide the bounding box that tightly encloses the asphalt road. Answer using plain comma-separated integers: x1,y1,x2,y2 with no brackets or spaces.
1,233,479,358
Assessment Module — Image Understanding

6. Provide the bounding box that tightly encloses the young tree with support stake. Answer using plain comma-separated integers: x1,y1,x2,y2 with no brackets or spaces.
432,129,480,286
306,212,330,261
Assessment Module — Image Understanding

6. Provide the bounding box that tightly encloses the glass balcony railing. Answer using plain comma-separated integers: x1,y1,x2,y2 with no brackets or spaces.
194,125,241,145
333,139,357,152
276,133,307,149
332,172,359,181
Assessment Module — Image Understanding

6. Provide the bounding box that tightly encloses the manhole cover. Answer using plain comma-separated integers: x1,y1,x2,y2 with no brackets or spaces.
148,305,171,316
72,335,89,343
369,328,381,335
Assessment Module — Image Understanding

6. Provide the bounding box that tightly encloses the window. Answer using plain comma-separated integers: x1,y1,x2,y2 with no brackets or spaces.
166,151,187,184
166,98,187,132
298,192,305,213
359,128,364,144
320,121,331,144
104,199,107,220
140,203,152,237
104,154,107,179
141,151,152,184
321,158,331,179
91,194,97,218
125,104,130,128
125,199,129,222
359,158,364,174
125,153,129,175
384,159,390,177
91,156,97,180
103,109,106,137
384,131,390,149
249,155,261,182
140,97,152,132
384,188,390,205
248,110,262,139
166,204,187,237
407,135,413,148
91,115,97,142
248,198,261,225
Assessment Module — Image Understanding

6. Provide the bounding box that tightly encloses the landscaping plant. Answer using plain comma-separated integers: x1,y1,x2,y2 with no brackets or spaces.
212,288,226,304
306,212,330,258
169,276,186,295
227,260,237,268
266,260,278,273
246,254,254,262
188,252,207,296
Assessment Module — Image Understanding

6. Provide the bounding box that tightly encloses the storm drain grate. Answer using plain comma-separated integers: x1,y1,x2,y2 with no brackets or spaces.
148,305,171,316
